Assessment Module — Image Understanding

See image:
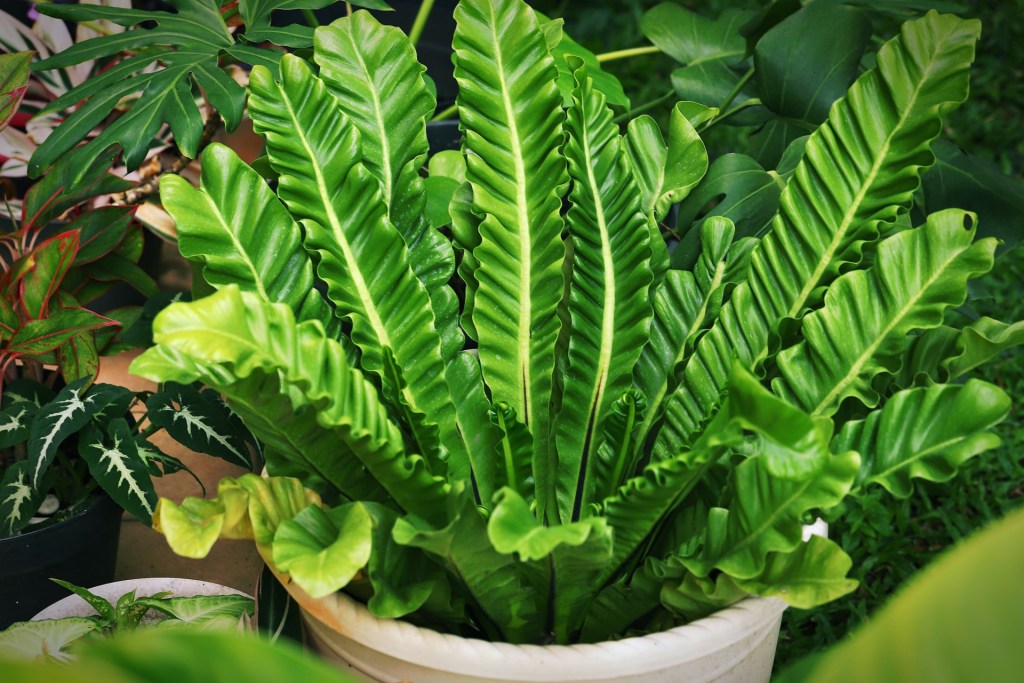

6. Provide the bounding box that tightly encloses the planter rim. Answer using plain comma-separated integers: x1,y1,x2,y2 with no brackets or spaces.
267,560,787,681
32,578,250,621
6,493,114,542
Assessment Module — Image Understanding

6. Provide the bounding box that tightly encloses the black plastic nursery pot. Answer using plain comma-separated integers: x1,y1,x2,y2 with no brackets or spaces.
0,494,122,628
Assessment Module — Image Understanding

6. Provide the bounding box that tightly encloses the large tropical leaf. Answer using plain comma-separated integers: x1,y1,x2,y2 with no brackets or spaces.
834,380,1010,498
772,210,995,415
247,55,467,482
314,12,461,362
555,61,653,522
131,287,447,522
160,144,341,340
657,12,981,446
453,0,568,520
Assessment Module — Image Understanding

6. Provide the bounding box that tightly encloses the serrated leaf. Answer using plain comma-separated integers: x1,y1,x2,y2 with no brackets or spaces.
146,382,251,468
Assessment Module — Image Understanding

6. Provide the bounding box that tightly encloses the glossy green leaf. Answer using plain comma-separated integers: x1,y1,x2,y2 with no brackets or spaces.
772,210,995,415
538,14,629,109
589,389,646,505
49,579,117,624
447,352,502,505
641,4,750,66
248,55,466,482
314,12,461,362
20,147,132,231
659,12,981,445
272,503,373,599
487,402,533,504
488,487,610,563
835,380,1010,498
453,0,568,520
751,2,872,167
556,60,653,521
69,207,134,266
733,535,857,608
160,145,341,339
138,594,254,630
670,60,769,126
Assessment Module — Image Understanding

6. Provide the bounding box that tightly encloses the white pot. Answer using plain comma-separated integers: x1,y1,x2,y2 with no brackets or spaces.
271,566,788,683
32,578,249,620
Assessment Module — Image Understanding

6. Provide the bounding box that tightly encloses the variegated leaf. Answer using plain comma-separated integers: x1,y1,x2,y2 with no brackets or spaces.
146,382,252,468
27,379,132,487
0,460,41,537
78,419,157,524
0,401,36,448
0,380,56,410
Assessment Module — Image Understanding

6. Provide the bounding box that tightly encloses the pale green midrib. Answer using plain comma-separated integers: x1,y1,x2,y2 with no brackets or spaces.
810,245,969,415
784,43,943,321
205,194,270,301
278,83,393,354
488,9,533,426
868,433,977,482
639,259,727,443
577,101,616,461
350,35,394,210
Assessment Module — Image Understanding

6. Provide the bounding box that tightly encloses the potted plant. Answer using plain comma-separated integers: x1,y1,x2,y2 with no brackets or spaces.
0,148,259,624
121,0,1018,680
0,577,254,663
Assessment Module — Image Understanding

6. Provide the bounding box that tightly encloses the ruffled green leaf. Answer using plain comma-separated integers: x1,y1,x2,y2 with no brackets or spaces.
132,287,445,521
659,12,981,445
659,569,749,622
590,390,646,505
447,352,503,505
393,485,542,643
488,402,534,504
556,60,653,522
488,487,610,563
538,15,630,109
896,317,1024,387
453,0,568,520
835,380,1010,499
772,210,995,415
248,55,467,482
271,503,373,599
153,474,320,558
682,450,859,580
314,12,460,362
160,145,341,341
733,535,857,609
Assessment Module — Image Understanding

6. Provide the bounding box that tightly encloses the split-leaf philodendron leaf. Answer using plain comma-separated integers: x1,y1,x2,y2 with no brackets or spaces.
130,0,1017,646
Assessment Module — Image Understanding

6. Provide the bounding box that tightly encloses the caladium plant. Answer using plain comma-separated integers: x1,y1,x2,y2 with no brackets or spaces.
133,0,1020,645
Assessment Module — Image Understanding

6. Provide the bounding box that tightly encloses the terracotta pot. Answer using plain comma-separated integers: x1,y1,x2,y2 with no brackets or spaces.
266,563,788,683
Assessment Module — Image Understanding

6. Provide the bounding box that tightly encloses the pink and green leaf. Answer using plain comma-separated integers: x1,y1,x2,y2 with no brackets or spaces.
20,230,80,319
0,51,33,133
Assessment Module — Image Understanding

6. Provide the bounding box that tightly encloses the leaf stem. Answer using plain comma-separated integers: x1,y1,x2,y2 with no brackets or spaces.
409,0,436,48
717,66,755,116
430,102,459,123
596,45,660,63
611,91,675,124
302,9,320,27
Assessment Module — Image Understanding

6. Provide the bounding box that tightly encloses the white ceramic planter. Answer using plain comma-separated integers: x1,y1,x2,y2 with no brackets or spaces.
270,565,787,683
32,578,249,621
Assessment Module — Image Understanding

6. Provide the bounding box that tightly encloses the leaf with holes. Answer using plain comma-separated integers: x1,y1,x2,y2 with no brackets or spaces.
79,418,157,524
146,382,252,468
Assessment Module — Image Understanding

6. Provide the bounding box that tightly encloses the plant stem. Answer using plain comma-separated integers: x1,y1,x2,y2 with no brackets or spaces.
431,102,459,123
611,91,675,124
302,9,320,27
112,110,222,207
409,0,436,48
596,45,660,63
717,66,755,116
